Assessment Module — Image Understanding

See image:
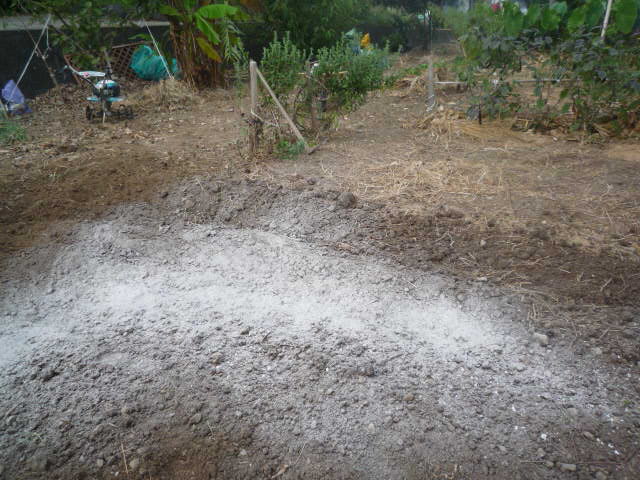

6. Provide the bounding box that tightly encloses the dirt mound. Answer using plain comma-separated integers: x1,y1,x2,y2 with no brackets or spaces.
156,178,640,363
1,179,638,480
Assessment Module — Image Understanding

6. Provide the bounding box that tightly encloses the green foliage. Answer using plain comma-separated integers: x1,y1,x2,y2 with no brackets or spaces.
231,49,250,91
0,118,27,145
371,0,426,13
433,0,640,132
275,139,306,159
314,37,390,106
258,30,390,109
259,0,369,51
612,0,639,34
358,4,422,51
567,0,605,32
161,1,247,64
260,32,308,98
551,30,640,130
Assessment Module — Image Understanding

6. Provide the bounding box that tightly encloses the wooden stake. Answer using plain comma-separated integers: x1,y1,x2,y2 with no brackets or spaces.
427,56,436,111
306,63,319,132
249,60,259,156
601,0,614,39
255,66,311,153
249,60,258,115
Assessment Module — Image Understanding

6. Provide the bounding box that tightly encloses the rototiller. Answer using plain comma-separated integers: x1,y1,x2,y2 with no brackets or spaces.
64,64,133,123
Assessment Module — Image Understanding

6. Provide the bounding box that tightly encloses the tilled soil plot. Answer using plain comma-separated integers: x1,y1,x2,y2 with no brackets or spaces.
1,180,638,480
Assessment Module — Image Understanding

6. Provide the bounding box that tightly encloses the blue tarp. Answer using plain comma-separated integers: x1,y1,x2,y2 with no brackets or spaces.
2,80,31,115
130,45,179,81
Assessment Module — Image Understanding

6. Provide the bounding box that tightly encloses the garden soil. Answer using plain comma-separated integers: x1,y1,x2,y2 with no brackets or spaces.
1,57,639,480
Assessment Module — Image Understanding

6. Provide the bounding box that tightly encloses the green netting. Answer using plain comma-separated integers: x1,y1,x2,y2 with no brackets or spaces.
130,45,179,81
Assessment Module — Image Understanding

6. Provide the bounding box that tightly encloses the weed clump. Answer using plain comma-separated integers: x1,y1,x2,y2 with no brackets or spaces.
0,118,26,145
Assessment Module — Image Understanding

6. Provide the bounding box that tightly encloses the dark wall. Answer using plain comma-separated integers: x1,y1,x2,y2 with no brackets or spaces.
0,29,65,98
0,25,169,98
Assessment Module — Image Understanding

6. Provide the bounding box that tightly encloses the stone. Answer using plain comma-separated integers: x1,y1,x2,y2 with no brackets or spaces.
533,332,549,347
536,448,545,459
595,471,607,480
559,463,577,473
239,327,250,336
190,413,203,425
128,458,140,471
336,192,357,209
211,353,225,365
96,458,104,468
366,423,375,434
121,404,136,415
28,454,51,472
583,431,594,440
41,368,58,382
358,364,375,377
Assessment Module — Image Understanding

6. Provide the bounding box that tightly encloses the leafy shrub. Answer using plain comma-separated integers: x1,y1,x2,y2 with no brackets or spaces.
260,32,309,98
314,38,390,106
550,28,640,130
432,0,640,132
276,139,306,159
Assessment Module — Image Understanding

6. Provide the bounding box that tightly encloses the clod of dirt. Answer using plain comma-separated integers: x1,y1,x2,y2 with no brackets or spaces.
559,463,577,473
56,143,78,154
336,191,357,208
533,332,550,346
435,205,464,218
129,458,141,471
211,352,225,365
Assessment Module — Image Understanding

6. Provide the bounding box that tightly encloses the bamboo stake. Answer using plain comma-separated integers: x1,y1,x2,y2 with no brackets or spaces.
601,0,614,39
